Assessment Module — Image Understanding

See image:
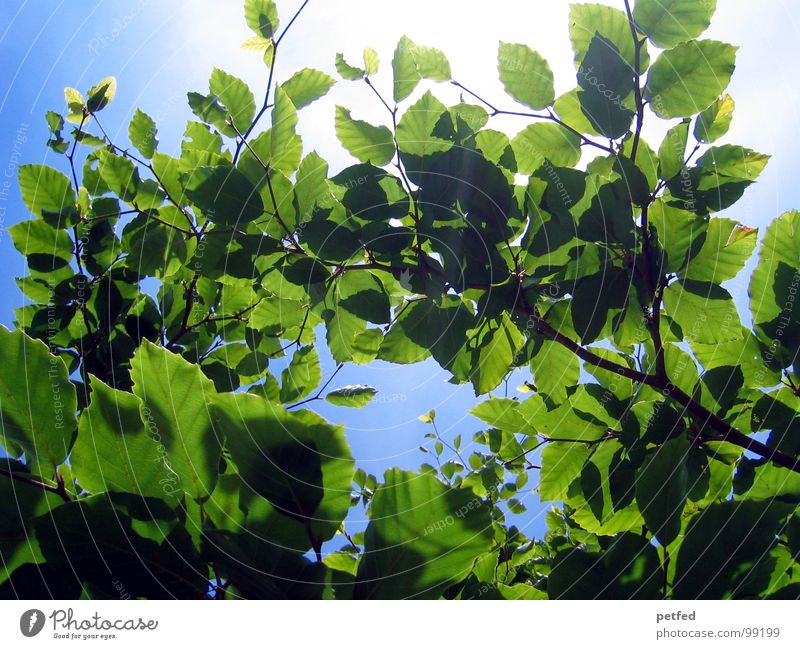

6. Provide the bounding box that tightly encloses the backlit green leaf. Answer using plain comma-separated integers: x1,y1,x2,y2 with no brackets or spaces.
128,109,158,158
325,385,377,408
497,42,555,110
694,94,734,143
335,106,395,165
209,68,255,132
280,345,321,404
72,376,175,498
18,164,77,225
355,469,493,599
645,40,737,119
282,68,335,109
633,0,717,48
245,0,279,38
0,326,76,469
130,340,220,500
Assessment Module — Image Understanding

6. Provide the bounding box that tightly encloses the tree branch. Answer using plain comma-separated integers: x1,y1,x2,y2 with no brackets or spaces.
450,80,617,155
0,465,71,502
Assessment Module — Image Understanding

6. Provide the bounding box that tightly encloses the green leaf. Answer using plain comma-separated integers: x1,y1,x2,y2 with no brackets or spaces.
184,165,264,226
683,217,757,283
213,392,354,548
325,385,377,408
635,437,689,546
129,340,220,500
749,210,800,365
379,296,473,374
279,345,321,404
244,0,279,38
128,109,158,158
281,68,335,109
657,119,689,179
571,266,630,344
0,326,76,468
633,0,717,48
363,47,380,76
469,314,525,395
694,94,734,143
392,36,421,102
335,53,365,80
696,144,769,182
662,280,742,344
554,88,601,136
529,338,580,402
497,42,555,110
33,494,206,598
470,398,536,436
511,122,581,174
540,442,592,502
0,468,66,583
295,151,330,219
8,219,73,261
335,106,395,165
549,534,662,598
673,500,792,598
413,44,451,81
209,68,256,132
419,409,436,424
354,469,493,599
271,86,298,162
187,92,232,136
569,3,648,71
86,76,117,113
576,34,635,138
64,87,85,123
334,271,391,324
649,199,704,274
645,40,737,119
18,164,77,224
71,376,176,498
96,150,139,202
396,90,452,157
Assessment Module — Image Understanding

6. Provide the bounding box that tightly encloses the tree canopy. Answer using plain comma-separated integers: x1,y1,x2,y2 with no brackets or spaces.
2,0,799,599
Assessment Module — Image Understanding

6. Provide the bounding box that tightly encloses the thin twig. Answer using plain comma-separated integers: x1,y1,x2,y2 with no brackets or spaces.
286,362,344,410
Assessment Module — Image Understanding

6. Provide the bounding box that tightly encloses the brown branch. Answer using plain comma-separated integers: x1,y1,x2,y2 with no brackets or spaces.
663,383,800,473
229,121,300,246
623,0,645,162
0,465,71,502
167,300,262,348
233,0,310,163
286,362,344,410
92,116,198,236
450,80,617,155
363,76,420,222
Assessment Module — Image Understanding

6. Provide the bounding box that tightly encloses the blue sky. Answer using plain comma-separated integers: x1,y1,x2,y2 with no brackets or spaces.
1,0,800,540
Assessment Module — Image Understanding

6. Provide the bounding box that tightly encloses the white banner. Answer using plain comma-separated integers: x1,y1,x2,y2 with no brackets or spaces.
1,600,798,647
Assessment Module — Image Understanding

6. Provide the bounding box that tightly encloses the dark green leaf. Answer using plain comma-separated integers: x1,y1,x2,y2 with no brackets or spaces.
355,469,493,599
635,437,689,545
184,165,264,226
